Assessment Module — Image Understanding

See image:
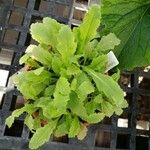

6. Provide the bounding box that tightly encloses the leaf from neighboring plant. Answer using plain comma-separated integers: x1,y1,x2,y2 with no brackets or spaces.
57,26,77,66
66,64,81,76
85,113,105,124
102,0,150,70
77,124,88,140
74,5,101,54
95,33,120,53
30,17,62,47
68,91,87,117
77,81,95,101
84,67,125,106
88,55,108,73
5,104,36,128
55,121,68,137
52,55,63,74
68,116,80,138
24,115,34,131
29,119,58,149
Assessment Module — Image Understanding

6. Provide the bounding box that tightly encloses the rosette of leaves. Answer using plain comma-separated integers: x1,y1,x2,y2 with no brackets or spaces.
5,5,128,149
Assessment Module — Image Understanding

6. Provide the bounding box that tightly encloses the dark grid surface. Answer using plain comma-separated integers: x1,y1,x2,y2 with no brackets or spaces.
0,0,150,150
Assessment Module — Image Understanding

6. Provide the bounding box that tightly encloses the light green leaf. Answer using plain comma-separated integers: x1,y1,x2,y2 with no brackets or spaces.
57,26,77,66
67,64,81,75
5,104,35,128
52,55,63,74
77,81,95,101
33,67,44,75
111,69,120,82
55,121,68,137
74,5,101,54
12,69,51,99
68,91,87,117
85,101,99,114
29,119,58,149
95,33,120,53
77,124,88,140
102,0,150,70
69,116,80,138
84,67,125,106
93,94,104,104
85,113,105,124
89,55,108,73
101,101,114,117
32,46,52,67
19,54,30,65
24,115,34,131
71,78,77,91
44,85,55,97
30,17,62,47
54,77,70,95
85,40,99,59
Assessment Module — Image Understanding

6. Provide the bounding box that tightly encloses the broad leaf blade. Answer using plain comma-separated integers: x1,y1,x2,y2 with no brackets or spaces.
29,120,57,149
57,26,77,66
102,0,150,70
84,67,125,106
68,116,80,138
30,17,62,47
74,5,101,54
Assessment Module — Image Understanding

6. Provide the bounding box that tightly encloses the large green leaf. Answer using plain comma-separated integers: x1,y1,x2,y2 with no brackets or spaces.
6,104,36,128
68,116,80,138
56,26,77,66
53,77,70,111
30,17,63,47
74,5,101,54
29,120,58,149
84,67,125,106
102,0,150,70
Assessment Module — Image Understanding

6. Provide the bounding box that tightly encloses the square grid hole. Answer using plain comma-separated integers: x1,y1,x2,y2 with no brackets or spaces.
4,120,24,137
95,131,111,148
0,48,14,65
55,3,69,18
13,0,28,8
9,95,24,111
3,29,20,45
116,134,129,149
8,11,24,26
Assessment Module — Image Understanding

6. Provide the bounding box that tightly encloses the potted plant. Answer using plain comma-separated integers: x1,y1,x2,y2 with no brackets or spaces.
5,4,128,149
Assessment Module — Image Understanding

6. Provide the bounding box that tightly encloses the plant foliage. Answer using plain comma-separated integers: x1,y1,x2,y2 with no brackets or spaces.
5,5,127,149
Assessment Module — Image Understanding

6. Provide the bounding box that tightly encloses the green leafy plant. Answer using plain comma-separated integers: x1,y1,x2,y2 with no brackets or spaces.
101,0,150,70
5,5,128,149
